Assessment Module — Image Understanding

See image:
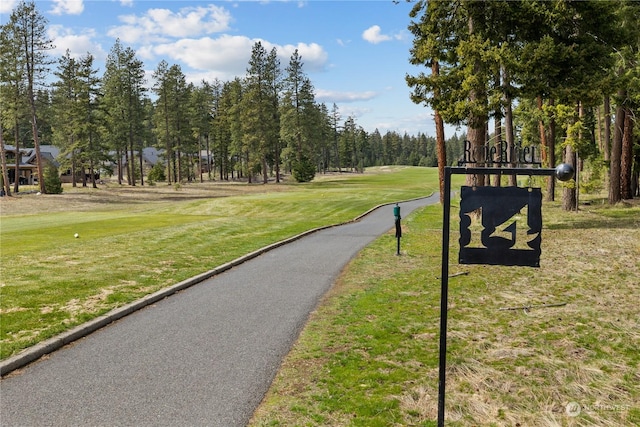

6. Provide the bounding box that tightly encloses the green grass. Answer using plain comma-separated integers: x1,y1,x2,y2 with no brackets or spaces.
0,166,438,360
250,195,640,426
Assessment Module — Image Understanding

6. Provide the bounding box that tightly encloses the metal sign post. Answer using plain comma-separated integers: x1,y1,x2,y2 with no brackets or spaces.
394,203,402,255
437,164,574,427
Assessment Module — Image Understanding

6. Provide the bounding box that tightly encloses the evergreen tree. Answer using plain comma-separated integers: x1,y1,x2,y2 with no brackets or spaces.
2,1,54,193
330,103,341,171
242,42,280,183
189,81,215,182
152,62,191,183
43,160,62,194
51,50,80,186
0,14,29,193
103,40,147,186
281,74,320,178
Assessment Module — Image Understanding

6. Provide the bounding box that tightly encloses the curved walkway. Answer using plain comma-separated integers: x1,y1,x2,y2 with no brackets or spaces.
0,194,439,427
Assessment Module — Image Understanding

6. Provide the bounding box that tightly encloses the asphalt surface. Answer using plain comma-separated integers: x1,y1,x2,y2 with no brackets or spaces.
0,194,439,427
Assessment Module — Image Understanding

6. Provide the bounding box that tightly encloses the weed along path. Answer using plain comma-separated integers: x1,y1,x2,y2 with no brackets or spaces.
0,194,438,427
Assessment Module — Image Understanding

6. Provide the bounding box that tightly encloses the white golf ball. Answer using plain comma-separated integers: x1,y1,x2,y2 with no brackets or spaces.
74,233,79,238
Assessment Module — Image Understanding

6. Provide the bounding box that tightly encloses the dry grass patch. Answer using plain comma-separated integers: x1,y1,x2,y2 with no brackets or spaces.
0,179,295,216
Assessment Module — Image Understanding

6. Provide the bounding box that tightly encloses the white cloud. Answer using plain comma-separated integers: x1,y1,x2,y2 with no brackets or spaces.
316,89,377,103
153,35,253,79
272,42,328,73
362,25,390,44
50,0,84,16
48,25,106,61
342,106,371,119
362,25,406,44
0,0,20,14
151,36,329,79
100,4,328,80
136,45,157,62
108,5,232,43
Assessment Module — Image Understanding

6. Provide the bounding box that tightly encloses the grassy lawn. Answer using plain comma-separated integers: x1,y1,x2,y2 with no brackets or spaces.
250,195,640,426
0,167,438,360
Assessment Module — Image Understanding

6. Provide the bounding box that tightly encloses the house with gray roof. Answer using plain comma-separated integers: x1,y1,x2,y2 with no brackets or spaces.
2,145,60,185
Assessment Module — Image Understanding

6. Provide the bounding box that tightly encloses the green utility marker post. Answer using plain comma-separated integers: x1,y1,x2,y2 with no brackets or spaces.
394,203,401,255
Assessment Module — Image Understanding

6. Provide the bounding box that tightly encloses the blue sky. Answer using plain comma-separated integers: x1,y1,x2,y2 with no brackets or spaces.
1,0,458,136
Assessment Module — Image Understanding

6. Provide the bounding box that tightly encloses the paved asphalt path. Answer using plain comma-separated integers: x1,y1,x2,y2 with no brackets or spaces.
1,194,439,427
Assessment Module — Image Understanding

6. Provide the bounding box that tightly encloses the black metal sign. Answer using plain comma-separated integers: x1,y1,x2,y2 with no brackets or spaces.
459,185,542,267
436,165,574,427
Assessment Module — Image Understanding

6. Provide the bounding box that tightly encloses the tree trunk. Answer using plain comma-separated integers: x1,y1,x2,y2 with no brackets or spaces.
124,147,131,185
173,148,178,183
13,121,20,194
177,148,182,183
198,136,204,183
492,116,502,187
620,108,634,199
205,134,212,181
128,129,135,186
81,152,87,187
24,41,46,193
602,96,611,162
466,124,486,187
503,77,516,188
80,165,86,187
117,148,123,185
466,7,487,187
262,155,268,184
435,109,446,203
28,105,46,194
546,105,557,201
219,149,224,181
165,111,172,185
609,90,625,204
0,125,12,197
275,137,281,183
90,159,97,189
246,151,252,184
71,145,77,187
537,96,548,165
562,144,577,211
563,102,582,211
139,147,145,186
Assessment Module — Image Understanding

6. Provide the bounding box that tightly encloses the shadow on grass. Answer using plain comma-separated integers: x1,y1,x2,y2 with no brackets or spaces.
546,204,640,230
547,218,639,230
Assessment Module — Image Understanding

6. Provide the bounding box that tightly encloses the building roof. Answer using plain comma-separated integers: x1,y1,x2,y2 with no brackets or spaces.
3,144,60,168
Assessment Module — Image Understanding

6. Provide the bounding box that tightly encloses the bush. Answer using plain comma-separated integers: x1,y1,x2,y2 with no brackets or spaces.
148,163,166,182
43,162,63,194
292,156,316,183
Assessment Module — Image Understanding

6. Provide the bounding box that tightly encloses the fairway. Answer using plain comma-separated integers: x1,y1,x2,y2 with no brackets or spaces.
0,167,439,360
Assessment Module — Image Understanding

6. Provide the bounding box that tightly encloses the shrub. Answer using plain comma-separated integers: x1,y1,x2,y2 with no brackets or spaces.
292,155,316,183
148,163,166,182
43,162,63,194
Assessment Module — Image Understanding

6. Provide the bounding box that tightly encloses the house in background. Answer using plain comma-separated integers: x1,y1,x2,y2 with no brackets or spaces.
2,145,101,185
3,145,166,186
2,145,59,185
120,147,162,177
199,149,214,174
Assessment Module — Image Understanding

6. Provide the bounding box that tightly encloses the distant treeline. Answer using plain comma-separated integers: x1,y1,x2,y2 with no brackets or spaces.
1,1,467,192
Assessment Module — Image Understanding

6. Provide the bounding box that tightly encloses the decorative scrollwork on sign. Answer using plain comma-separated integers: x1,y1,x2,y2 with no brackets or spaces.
459,186,542,267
